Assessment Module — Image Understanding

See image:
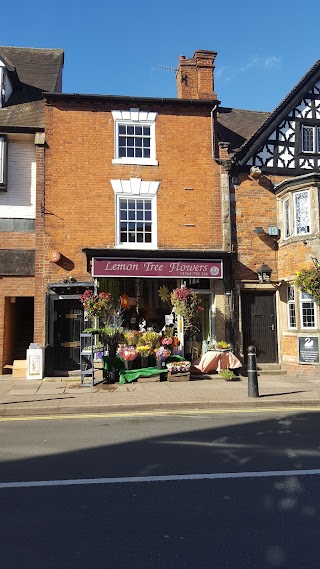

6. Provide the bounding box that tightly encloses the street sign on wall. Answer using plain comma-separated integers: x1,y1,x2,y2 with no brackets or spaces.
298,336,319,364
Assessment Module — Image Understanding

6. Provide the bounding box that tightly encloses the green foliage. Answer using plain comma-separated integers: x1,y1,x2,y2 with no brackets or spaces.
218,369,238,381
295,267,320,304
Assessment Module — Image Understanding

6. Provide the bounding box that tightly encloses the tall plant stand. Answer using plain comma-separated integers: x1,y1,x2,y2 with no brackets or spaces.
80,332,100,386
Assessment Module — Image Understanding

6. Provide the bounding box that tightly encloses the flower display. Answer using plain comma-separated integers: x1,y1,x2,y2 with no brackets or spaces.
167,361,191,373
295,267,320,304
155,346,171,361
141,330,161,349
170,285,203,326
123,330,142,346
118,345,138,361
79,290,112,320
215,341,231,350
161,336,173,346
137,345,151,356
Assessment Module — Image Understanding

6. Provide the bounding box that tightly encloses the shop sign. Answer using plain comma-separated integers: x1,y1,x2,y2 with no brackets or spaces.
92,258,223,279
298,336,319,364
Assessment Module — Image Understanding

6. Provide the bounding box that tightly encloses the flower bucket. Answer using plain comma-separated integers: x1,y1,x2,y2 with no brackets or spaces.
141,356,149,368
108,344,117,357
156,359,166,370
124,360,133,371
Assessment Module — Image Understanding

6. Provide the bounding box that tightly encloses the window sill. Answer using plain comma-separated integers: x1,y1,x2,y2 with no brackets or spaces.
112,158,158,166
116,243,158,250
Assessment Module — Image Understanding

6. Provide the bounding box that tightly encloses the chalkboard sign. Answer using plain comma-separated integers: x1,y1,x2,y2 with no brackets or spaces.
298,336,319,364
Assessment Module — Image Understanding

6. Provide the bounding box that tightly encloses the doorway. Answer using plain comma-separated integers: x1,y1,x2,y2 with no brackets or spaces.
54,300,83,370
241,292,278,363
185,292,212,359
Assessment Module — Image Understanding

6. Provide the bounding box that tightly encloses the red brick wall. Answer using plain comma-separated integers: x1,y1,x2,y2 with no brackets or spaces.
44,99,222,283
233,174,279,281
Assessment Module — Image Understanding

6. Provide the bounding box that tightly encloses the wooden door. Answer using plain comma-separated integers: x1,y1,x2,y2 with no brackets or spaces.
242,292,278,363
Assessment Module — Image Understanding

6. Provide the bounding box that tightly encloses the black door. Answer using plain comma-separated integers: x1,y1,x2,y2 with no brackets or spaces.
54,300,83,370
242,292,278,363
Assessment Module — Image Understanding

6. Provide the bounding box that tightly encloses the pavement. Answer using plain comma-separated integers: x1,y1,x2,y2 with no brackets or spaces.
0,369,320,417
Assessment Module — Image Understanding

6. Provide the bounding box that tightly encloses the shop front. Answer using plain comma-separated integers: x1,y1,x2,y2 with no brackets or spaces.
89,253,228,359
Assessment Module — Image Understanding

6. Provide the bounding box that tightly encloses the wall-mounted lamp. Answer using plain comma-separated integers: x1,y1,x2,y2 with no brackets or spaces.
257,264,272,283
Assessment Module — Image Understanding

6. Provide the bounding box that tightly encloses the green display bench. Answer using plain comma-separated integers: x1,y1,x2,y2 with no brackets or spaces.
102,354,185,384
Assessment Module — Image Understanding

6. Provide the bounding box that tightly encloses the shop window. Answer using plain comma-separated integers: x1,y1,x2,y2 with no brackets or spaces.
300,291,316,328
112,109,158,166
287,285,296,328
111,177,160,249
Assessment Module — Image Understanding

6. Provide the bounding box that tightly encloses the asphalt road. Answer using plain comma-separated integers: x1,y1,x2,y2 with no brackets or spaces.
1,409,320,568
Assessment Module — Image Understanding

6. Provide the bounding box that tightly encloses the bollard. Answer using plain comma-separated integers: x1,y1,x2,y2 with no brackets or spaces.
247,345,259,397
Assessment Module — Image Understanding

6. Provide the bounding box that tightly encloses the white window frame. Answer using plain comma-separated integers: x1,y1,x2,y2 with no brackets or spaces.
111,178,159,249
301,125,320,153
293,190,311,235
112,109,158,166
283,197,291,239
287,285,296,329
300,291,317,329
0,135,7,187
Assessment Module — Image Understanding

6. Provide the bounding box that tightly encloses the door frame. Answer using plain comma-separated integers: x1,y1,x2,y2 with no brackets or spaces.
241,290,278,363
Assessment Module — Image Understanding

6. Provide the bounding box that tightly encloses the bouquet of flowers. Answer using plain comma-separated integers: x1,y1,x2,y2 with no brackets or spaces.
118,345,138,361
123,330,142,346
155,346,171,361
215,341,231,350
167,361,191,374
161,336,173,347
137,345,151,357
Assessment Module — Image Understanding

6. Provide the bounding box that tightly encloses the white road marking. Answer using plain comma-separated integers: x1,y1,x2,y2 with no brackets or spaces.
1,468,320,489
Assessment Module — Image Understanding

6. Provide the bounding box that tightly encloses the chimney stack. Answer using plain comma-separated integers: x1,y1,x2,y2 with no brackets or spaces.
176,50,217,100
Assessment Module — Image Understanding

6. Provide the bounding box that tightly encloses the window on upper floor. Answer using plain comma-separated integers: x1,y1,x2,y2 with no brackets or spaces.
111,109,158,166
0,135,7,189
111,178,160,249
294,190,310,234
281,189,311,238
300,291,316,328
301,125,320,153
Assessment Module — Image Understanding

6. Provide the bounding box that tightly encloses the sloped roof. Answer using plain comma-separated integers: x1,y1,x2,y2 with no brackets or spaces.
217,107,270,153
234,57,320,164
0,46,64,129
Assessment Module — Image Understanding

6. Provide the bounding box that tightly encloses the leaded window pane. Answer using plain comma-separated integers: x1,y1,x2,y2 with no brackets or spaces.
294,191,310,234
302,125,314,152
301,302,315,327
287,285,296,328
283,198,290,238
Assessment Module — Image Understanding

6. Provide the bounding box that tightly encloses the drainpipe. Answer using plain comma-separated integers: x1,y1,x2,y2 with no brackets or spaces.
211,103,218,160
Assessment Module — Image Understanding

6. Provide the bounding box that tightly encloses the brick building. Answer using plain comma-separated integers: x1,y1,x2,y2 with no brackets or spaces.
228,58,320,372
42,50,236,374
0,47,64,374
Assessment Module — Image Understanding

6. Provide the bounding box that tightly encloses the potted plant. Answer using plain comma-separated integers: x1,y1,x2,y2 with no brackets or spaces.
100,326,124,357
295,266,320,303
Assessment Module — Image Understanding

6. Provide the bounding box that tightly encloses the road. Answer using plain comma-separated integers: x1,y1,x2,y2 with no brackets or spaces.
1,409,320,568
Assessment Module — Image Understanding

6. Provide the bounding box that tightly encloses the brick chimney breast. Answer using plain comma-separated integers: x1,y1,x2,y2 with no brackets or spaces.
176,49,217,100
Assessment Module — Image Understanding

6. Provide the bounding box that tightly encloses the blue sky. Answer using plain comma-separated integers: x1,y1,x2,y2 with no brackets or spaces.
2,0,320,111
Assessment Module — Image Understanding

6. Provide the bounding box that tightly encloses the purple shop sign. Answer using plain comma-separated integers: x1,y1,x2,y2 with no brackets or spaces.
92,258,223,279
